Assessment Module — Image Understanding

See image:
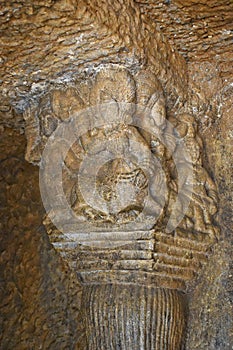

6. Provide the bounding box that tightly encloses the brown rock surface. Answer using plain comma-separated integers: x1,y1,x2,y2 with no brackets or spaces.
0,128,83,349
0,0,232,349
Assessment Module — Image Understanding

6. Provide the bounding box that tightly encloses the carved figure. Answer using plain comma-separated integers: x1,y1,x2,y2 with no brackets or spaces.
168,114,219,239
69,66,167,227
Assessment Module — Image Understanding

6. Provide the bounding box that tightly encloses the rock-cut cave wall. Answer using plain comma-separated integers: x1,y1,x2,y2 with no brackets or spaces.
0,0,232,349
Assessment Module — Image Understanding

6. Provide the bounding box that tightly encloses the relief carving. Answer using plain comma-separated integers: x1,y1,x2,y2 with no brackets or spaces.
167,113,219,240
23,64,219,349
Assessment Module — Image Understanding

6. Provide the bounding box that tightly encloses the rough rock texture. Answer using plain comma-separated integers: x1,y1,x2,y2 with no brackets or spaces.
186,60,233,349
0,0,187,122
0,128,83,349
137,0,233,64
0,0,232,349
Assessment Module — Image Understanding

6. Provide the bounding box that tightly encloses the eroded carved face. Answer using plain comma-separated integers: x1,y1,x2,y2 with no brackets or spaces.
54,67,168,229
51,88,84,122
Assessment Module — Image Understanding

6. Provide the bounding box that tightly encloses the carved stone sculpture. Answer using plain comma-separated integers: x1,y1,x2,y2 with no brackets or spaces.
23,64,219,349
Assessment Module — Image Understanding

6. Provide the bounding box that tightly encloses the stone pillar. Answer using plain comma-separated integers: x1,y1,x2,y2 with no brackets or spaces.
81,284,186,350
23,64,219,349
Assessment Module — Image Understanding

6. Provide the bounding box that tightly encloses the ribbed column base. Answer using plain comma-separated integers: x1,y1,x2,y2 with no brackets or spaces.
81,284,187,350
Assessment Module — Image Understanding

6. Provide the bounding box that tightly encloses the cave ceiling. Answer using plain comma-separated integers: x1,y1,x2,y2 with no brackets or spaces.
0,0,232,130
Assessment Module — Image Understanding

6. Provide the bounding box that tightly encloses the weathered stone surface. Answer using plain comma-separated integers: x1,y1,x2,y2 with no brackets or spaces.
81,285,187,349
24,63,218,335
0,128,83,349
0,0,232,349
186,60,233,350
137,0,233,65
0,0,187,123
